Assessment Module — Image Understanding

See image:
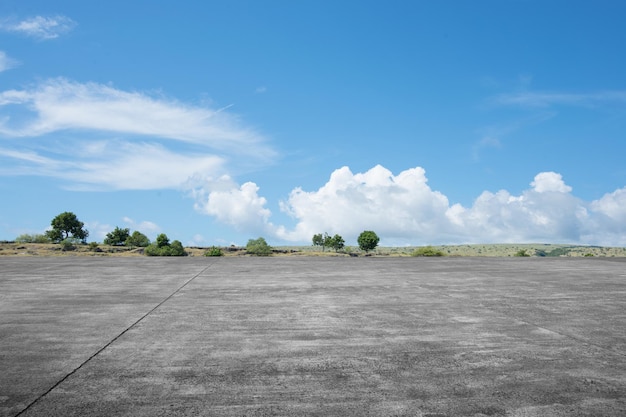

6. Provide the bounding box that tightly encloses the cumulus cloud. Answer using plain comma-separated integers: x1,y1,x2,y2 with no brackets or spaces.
276,165,453,242
0,51,19,72
530,172,572,193
194,165,626,246
0,15,76,40
0,78,275,190
193,175,273,235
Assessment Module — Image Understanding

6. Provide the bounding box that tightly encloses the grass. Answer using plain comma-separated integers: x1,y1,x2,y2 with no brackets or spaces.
1,242,625,257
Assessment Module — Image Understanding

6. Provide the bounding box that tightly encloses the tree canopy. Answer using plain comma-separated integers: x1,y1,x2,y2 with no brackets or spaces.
357,230,379,253
46,212,89,243
104,227,130,246
126,231,151,247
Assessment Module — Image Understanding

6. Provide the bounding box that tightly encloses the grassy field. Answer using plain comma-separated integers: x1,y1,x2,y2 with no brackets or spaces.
1,242,626,257
1,256,625,416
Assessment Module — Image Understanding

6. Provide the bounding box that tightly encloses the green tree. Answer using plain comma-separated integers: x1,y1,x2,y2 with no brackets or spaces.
126,231,150,247
313,232,336,252
357,230,379,253
312,233,324,251
246,237,272,256
104,227,130,246
46,212,89,243
156,233,170,248
329,234,345,252
169,240,186,256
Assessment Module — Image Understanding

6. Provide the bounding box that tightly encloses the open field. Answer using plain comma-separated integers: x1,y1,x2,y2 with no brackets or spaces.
1,257,626,416
1,242,626,257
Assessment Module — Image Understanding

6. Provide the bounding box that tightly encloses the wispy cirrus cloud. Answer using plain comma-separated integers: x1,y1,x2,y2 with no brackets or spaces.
0,78,273,156
0,51,19,72
492,90,626,108
0,15,76,40
0,78,275,190
0,141,225,190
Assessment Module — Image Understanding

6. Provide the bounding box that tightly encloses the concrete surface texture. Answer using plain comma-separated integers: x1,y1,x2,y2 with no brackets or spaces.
1,256,625,416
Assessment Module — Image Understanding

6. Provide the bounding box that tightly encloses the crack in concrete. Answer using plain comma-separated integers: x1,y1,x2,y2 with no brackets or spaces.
13,261,218,417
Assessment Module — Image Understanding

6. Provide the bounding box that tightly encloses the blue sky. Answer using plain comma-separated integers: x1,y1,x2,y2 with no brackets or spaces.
1,0,626,247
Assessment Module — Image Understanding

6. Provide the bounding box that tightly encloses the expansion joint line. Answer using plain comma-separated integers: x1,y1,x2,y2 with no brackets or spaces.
13,260,219,417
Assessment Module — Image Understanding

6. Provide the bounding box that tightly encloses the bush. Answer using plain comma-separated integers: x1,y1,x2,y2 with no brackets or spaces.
145,234,187,256
411,246,444,257
246,237,272,256
15,233,51,243
514,249,530,257
126,231,150,247
60,238,80,252
204,246,224,256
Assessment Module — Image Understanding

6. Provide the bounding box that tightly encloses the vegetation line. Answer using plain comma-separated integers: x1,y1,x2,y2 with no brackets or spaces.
13,260,219,417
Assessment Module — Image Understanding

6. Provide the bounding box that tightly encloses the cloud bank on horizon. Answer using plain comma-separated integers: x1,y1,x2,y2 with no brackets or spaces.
193,166,626,247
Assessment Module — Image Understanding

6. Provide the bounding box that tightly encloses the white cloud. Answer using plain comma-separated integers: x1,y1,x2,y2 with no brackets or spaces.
590,188,626,222
193,175,273,234
193,165,626,246
0,78,275,190
122,217,161,239
85,221,112,242
276,165,453,242
530,172,572,193
0,15,76,40
0,141,225,190
0,51,19,72
0,78,273,157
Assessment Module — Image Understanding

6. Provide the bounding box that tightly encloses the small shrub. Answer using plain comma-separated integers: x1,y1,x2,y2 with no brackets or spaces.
15,233,51,243
514,249,530,257
60,238,79,252
204,246,224,257
545,247,571,257
411,246,445,257
246,237,272,256
88,242,100,251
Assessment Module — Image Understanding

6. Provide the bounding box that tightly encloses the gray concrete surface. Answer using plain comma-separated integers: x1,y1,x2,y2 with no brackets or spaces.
1,256,625,416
